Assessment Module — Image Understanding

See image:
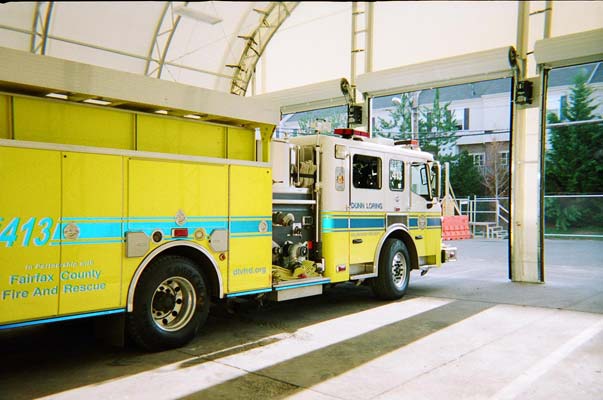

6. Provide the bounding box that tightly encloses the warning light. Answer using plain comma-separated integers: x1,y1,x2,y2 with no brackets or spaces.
334,128,369,139
394,139,420,149
172,228,189,238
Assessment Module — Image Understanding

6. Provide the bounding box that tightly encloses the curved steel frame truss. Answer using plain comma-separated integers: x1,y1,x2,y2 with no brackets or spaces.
145,1,188,78
30,1,54,55
21,1,299,92
228,2,299,96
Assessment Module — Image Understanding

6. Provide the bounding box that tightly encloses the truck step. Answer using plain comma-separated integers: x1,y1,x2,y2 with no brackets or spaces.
270,277,330,301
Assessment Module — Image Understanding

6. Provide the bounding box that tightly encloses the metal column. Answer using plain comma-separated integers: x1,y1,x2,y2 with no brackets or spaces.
510,1,543,283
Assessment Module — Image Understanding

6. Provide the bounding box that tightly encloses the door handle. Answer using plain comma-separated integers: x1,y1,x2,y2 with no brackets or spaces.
352,238,363,244
415,235,424,240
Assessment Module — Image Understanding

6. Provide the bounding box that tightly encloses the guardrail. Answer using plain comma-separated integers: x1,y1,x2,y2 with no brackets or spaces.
460,196,509,239
458,195,603,240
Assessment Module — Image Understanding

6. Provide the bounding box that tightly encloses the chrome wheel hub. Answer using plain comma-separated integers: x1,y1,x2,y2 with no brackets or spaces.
151,276,196,332
391,252,407,289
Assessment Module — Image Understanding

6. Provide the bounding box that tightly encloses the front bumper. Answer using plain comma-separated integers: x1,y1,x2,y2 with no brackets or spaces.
441,244,458,263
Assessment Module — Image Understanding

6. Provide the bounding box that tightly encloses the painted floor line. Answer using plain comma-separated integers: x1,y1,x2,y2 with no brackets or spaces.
490,318,603,400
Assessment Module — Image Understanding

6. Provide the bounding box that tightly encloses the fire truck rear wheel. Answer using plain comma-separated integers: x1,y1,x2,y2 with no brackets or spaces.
372,238,410,300
127,255,209,351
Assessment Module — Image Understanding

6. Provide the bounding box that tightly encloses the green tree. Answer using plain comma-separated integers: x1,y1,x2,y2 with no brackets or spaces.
373,93,413,139
446,151,486,198
418,89,459,159
375,89,487,197
546,71,603,193
545,70,603,232
375,89,459,158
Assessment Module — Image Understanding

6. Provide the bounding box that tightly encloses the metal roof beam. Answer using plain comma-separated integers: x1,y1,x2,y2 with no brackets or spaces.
145,1,188,78
229,2,299,96
30,1,54,55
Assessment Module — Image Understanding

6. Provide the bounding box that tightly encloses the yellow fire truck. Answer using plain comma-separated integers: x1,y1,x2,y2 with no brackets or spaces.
0,47,455,350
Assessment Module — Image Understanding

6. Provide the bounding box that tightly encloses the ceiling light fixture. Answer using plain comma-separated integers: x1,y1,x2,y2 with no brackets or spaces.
155,110,169,115
46,93,68,100
183,114,201,120
173,5,222,25
83,98,111,106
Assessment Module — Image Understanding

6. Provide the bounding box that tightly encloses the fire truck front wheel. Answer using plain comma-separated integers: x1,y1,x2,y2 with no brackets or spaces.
127,255,209,351
372,238,410,300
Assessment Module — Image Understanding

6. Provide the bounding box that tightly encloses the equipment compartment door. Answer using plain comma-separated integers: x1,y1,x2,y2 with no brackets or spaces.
0,147,61,324
228,165,272,293
59,152,123,314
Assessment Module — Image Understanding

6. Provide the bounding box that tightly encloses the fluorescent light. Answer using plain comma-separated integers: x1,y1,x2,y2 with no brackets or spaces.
183,114,201,119
83,98,111,106
174,5,222,25
155,110,168,115
46,93,68,100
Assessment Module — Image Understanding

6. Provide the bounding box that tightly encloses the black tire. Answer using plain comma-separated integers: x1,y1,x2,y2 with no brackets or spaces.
127,255,209,351
372,239,411,300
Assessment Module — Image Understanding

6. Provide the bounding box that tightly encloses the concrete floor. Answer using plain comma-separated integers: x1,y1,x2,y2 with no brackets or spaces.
1,239,602,400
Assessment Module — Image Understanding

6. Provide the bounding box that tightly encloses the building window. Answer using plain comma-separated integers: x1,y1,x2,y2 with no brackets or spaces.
464,108,470,130
470,153,485,167
353,154,381,189
389,159,404,191
455,108,470,130
499,151,509,166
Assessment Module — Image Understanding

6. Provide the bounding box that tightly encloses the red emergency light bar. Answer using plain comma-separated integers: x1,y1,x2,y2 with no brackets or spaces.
394,139,420,148
334,128,369,139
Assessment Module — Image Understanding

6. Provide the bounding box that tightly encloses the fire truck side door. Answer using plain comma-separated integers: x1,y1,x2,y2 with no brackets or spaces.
349,151,385,265
409,161,442,262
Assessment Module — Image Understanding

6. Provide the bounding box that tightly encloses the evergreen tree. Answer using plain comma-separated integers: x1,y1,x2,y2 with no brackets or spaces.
418,89,459,159
446,151,486,198
546,71,603,194
374,93,413,139
545,70,603,231
375,89,459,158
375,88,486,197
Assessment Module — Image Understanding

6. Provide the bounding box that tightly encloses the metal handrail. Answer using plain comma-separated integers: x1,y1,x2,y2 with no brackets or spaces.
464,197,509,238
497,203,509,224
463,195,603,239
